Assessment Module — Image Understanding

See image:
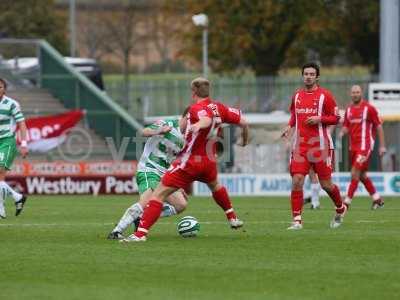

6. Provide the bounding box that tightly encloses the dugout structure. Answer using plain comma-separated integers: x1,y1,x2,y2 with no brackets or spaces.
367,83,400,171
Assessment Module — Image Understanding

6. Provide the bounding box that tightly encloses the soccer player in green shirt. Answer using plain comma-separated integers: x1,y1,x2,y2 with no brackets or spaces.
107,109,188,239
0,78,28,219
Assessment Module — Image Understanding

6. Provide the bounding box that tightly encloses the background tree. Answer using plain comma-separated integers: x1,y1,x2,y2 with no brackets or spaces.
145,0,185,73
181,0,315,75
180,0,379,75
101,1,144,108
284,0,346,68
285,0,379,72
77,5,111,61
339,0,379,72
0,0,67,54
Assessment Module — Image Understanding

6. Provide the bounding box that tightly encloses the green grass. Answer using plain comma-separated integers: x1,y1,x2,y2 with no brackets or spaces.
1,196,399,300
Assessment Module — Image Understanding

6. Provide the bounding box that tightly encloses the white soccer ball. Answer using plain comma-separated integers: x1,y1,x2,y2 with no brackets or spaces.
177,216,200,238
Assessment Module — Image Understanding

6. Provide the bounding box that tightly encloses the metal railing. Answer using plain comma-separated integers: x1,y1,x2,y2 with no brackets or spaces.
0,38,143,160
106,75,378,119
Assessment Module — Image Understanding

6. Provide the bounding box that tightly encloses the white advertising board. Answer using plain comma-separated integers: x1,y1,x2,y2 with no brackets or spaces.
193,173,400,196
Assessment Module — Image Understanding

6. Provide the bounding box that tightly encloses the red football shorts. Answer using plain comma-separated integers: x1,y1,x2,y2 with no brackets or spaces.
350,150,371,171
162,156,218,190
290,148,334,180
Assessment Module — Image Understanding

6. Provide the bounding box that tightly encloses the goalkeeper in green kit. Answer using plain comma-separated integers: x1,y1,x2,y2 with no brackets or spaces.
107,108,189,239
0,78,29,219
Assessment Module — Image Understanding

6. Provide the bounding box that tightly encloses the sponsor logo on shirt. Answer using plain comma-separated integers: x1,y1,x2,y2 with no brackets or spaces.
295,108,317,114
197,110,208,118
228,107,240,115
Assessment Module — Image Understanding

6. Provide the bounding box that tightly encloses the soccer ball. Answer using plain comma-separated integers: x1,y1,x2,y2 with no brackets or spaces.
177,216,200,237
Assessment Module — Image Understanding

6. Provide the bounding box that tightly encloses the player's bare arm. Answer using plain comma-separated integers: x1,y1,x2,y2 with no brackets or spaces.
237,117,249,146
305,116,321,125
306,115,339,125
376,124,387,156
190,116,212,133
282,99,296,138
142,124,172,137
17,120,28,158
281,125,292,138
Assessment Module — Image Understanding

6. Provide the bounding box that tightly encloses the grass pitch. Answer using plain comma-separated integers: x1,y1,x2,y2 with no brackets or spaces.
0,195,399,300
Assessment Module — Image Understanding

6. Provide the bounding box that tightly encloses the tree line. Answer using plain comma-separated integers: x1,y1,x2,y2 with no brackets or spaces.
0,0,379,76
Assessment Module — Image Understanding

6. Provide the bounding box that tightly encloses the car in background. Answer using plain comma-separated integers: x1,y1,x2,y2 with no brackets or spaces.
1,56,104,90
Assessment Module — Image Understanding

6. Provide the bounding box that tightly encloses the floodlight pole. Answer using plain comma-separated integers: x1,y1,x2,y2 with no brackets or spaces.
202,27,208,78
69,0,76,57
380,0,399,82
192,14,209,78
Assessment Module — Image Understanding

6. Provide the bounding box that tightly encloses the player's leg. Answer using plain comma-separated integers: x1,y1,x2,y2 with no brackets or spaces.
314,150,346,228
288,174,306,229
303,174,312,204
108,188,153,239
319,178,347,228
360,171,384,209
0,169,6,218
134,171,184,218
0,139,26,216
288,151,310,229
344,150,367,207
120,183,177,242
109,187,185,240
108,171,156,239
309,169,321,209
207,179,243,229
202,158,243,229
163,189,188,217
304,169,320,208
344,166,361,207
121,166,192,242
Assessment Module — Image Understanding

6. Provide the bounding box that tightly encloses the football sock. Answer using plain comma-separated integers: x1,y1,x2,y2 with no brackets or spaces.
347,179,359,200
0,181,22,203
114,203,143,233
291,190,303,220
212,186,237,220
311,183,320,207
160,203,177,218
326,184,344,210
360,176,379,199
136,199,163,238
0,187,5,218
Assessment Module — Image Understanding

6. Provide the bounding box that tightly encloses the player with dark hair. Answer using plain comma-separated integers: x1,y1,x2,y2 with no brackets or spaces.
282,63,347,229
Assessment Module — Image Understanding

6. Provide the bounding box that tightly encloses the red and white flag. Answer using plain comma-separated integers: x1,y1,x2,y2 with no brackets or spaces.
16,110,84,152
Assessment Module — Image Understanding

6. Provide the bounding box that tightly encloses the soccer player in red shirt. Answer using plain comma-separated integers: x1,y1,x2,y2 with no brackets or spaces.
282,62,347,230
340,85,386,209
121,77,249,242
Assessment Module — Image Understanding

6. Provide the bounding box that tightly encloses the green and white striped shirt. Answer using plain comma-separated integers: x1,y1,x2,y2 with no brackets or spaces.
0,95,25,139
137,118,184,176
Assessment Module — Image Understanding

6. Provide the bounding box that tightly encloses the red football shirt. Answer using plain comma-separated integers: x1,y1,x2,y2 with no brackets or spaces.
179,98,242,160
343,100,381,151
288,86,339,151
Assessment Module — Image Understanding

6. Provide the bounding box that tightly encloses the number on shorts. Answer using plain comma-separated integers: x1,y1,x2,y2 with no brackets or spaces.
356,155,367,164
